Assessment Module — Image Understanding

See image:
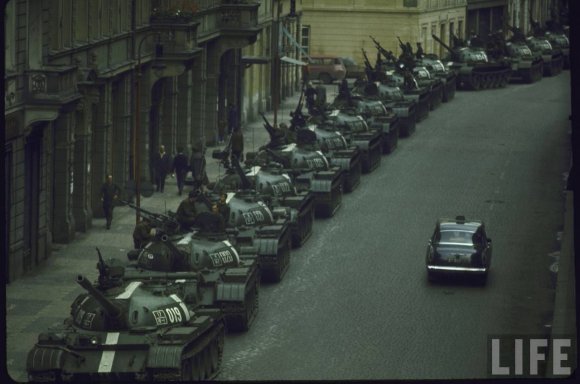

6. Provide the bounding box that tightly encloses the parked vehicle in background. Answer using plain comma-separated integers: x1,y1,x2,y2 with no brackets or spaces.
307,56,347,84
340,57,366,79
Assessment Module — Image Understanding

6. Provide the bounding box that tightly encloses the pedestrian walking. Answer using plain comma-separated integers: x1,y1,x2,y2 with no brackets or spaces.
133,217,155,249
153,145,171,193
230,126,244,163
172,146,189,196
100,174,121,230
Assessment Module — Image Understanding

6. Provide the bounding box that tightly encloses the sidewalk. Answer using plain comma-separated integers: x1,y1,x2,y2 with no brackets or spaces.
4,84,338,383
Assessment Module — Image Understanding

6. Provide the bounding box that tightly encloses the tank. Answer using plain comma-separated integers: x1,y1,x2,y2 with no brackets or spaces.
332,81,401,154
416,54,457,102
246,115,344,218
525,36,563,77
122,215,260,332
528,16,565,75
214,189,292,281
212,154,315,248
370,36,432,121
285,95,362,193
432,33,512,90
544,31,569,69
359,48,418,137
483,26,543,84
311,109,383,174
26,251,225,382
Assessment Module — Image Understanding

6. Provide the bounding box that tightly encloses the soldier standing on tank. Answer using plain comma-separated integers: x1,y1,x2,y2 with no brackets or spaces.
305,82,317,114
415,42,424,59
100,174,121,230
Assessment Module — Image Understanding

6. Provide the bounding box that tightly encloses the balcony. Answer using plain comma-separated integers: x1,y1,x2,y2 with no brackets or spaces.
24,66,82,109
151,1,261,43
149,8,201,61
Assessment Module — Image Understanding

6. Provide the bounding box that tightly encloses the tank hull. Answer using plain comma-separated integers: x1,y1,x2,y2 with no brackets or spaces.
27,309,225,382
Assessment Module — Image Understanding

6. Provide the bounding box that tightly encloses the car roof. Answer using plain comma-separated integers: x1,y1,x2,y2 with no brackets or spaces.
437,216,483,231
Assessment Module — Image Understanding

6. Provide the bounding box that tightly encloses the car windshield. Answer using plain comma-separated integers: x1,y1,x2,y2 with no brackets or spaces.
438,230,474,245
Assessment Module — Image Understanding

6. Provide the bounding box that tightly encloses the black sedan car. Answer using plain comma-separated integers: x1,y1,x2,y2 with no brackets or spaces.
425,216,492,284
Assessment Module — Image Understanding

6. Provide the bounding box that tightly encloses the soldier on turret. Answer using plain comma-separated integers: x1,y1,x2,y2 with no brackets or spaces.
416,42,424,59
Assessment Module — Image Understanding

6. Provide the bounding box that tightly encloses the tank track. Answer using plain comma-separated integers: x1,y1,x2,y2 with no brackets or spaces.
222,278,259,332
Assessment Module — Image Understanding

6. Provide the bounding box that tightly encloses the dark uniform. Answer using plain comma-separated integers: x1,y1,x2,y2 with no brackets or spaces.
133,218,154,248
176,191,199,230
172,149,189,196
100,176,121,229
153,146,172,192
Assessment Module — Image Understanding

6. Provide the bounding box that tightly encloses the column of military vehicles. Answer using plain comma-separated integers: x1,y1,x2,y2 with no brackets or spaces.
25,22,568,381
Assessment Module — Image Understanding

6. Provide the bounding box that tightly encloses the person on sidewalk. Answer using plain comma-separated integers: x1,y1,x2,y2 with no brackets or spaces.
172,146,189,196
133,217,155,249
153,145,171,193
100,174,121,230
230,126,244,163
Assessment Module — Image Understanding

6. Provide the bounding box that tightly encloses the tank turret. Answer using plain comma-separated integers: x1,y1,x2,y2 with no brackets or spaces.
432,33,512,90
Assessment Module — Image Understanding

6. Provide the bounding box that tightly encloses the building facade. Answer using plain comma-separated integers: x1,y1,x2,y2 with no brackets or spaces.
3,0,303,282
467,0,566,39
300,0,468,65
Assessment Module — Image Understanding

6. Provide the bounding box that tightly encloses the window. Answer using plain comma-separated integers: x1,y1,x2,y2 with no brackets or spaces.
301,25,310,56
458,20,463,39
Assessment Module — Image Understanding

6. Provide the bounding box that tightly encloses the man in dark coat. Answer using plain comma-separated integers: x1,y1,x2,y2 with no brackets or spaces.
153,145,171,193
100,174,121,229
172,146,189,196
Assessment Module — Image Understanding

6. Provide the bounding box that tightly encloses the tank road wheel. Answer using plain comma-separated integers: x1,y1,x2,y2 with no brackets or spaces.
471,76,480,91
499,74,508,88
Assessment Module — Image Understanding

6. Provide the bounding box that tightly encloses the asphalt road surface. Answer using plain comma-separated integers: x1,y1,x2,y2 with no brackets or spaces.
217,73,572,380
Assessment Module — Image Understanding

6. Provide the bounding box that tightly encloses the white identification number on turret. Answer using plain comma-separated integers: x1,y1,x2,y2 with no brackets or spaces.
242,210,265,225
209,250,235,266
152,306,183,325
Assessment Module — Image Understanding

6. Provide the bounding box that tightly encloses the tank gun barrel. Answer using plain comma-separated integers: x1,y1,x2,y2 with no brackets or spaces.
370,35,396,62
361,48,373,71
431,34,453,53
120,200,179,235
77,274,122,320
